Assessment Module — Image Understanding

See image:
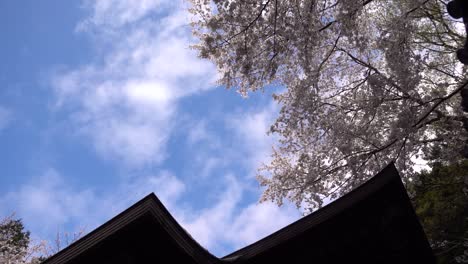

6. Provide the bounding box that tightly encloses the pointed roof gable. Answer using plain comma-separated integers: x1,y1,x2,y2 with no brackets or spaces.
43,163,434,264
42,193,219,264
222,162,434,263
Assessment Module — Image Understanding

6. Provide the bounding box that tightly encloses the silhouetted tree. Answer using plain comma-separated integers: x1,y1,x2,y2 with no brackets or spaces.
411,161,468,263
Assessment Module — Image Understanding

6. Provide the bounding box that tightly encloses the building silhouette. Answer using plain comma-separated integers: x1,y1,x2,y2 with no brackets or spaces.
42,163,434,264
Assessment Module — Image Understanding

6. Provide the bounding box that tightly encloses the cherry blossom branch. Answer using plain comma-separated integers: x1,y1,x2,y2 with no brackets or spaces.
318,0,375,32
413,78,468,128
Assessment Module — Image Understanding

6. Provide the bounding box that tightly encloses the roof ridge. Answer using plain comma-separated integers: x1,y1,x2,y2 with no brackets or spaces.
43,193,219,264
221,162,400,260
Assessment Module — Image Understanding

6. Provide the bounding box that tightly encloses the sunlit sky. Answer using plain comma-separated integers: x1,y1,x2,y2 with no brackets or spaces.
0,0,302,256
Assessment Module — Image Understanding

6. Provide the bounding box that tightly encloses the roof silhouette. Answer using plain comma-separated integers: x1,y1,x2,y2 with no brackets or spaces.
43,162,434,264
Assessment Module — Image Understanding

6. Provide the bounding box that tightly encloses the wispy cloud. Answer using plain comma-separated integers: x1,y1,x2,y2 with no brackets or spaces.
228,101,280,176
0,168,299,257
77,0,173,30
51,0,215,167
0,169,96,235
177,174,300,256
225,201,299,249
0,168,186,238
24,0,303,258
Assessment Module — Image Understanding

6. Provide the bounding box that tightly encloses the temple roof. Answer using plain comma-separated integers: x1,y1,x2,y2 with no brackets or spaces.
42,191,219,264
43,163,434,264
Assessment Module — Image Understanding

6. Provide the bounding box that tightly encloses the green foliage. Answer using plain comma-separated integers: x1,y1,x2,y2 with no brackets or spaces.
411,161,468,263
0,216,31,257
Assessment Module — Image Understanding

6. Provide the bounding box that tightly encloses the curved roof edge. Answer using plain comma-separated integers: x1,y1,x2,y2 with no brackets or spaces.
221,162,408,260
42,193,220,264
42,162,431,263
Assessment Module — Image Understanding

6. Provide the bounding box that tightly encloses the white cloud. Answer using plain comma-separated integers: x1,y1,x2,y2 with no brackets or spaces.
228,101,280,175
87,115,172,166
38,0,301,257
51,0,216,167
0,169,186,238
0,168,300,257
182,120,225,178
226,202,299,249
0,169,96,235
179,175,242,250
186,120,210,145
0,106,12,132
124,80,172,107
77,0,173,30
176,174,300,256
122,171,185,208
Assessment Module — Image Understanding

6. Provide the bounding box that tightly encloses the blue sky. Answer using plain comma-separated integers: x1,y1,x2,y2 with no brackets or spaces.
0,0,301,256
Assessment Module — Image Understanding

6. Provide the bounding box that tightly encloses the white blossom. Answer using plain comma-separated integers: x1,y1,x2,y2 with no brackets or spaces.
189,0,468,211
0,215,45,264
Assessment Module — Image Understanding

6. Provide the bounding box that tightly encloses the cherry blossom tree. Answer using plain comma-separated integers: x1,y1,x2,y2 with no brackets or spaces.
0,215,44,264
0,214,85,264
189,0,468,211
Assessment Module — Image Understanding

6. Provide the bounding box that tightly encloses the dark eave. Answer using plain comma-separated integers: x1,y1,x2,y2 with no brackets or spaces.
42,193,219,264
42,162,433,264
221,162,421,261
